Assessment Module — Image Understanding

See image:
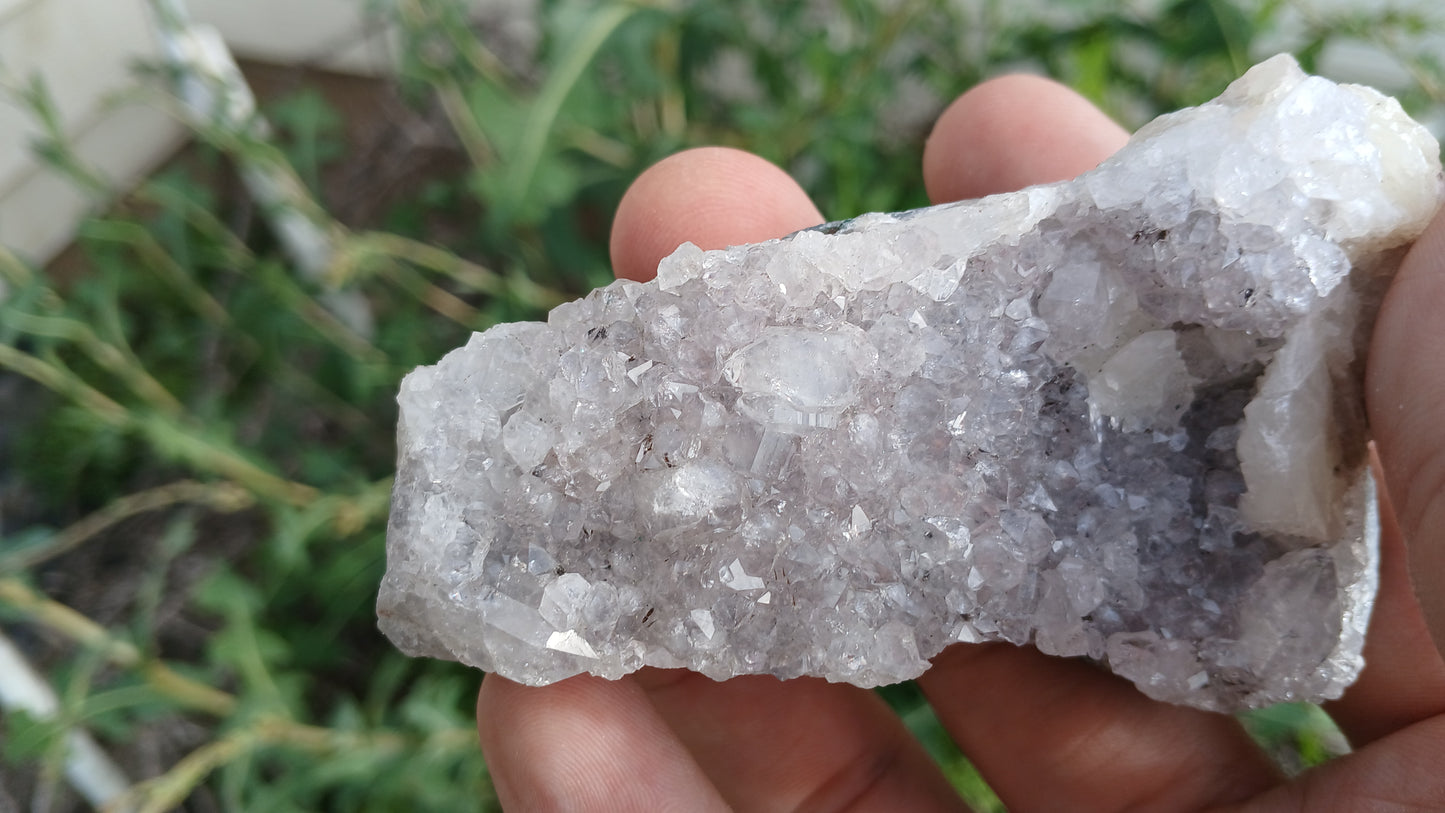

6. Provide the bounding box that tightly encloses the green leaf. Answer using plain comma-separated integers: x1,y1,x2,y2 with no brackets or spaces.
487,0,640,227
1,709,67,763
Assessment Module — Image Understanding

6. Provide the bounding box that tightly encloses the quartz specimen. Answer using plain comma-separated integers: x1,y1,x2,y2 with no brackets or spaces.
378,56,1443,711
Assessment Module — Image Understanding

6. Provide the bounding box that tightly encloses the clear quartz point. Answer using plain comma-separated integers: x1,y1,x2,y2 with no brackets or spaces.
378,55,1443,711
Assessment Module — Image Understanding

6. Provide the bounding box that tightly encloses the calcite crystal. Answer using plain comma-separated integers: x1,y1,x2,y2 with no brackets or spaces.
378,56,1443,711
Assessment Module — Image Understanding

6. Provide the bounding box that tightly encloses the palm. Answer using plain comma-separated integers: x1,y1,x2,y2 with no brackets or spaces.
476,76,1445,811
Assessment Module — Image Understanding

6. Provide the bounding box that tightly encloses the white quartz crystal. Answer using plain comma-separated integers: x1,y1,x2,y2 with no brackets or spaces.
378,56,1443,711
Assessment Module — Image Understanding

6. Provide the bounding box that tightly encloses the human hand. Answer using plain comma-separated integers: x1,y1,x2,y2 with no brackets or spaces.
476,76,1445,811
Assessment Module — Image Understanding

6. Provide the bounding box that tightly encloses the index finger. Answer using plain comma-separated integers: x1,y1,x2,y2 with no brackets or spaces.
609,146,823,282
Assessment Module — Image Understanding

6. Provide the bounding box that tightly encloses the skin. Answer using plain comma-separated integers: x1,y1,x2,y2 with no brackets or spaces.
477,75,1445,811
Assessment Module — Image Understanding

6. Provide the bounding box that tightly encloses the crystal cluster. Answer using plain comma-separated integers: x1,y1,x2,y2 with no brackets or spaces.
378,56,1443,711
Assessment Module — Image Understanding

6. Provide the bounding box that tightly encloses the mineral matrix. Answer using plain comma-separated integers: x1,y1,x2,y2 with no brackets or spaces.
379,56,1443,711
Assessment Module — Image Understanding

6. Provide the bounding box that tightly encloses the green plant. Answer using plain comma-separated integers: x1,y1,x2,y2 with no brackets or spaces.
1,0,1439,808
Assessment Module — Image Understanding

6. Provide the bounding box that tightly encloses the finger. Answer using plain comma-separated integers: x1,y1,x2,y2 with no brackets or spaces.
477,673,730,812
923,74,1128,203
1213,715,1445,812
921,646,1279,811
609,146,824,282
606,148,965,811
1368,208,1445,654
635,670,968,813
1338,207,1445,746
1323,449,1445,747
918,74,1283,811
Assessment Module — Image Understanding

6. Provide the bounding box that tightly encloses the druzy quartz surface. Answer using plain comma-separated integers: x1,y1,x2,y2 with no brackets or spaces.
378,56,1443,711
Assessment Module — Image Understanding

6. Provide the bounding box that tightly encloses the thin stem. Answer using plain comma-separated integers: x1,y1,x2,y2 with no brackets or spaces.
114,715,475,813
437,81,498,170
341,477,395,535
0,71,110,197
652,24,686,140
563,124,635,169
132,413,321,506
383,264,483,326
254,261,385,363
80,220,233,326
501,3,638,215
131,181,255,268
0,243,35,289
0,344,131,427
0,344,319,506
340,231,570,310
0,481,253,572
0,579,237,718
128,731,255,813
3,310,185,415
394,0,504,169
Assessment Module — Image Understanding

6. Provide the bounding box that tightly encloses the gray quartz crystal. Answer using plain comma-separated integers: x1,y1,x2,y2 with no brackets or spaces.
378,56,1443,711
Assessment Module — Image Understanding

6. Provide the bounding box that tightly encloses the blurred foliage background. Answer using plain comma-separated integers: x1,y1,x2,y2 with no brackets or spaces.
0,0,1440,809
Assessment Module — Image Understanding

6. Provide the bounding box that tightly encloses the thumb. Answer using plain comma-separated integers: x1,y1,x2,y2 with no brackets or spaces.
1368,207,1445,654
